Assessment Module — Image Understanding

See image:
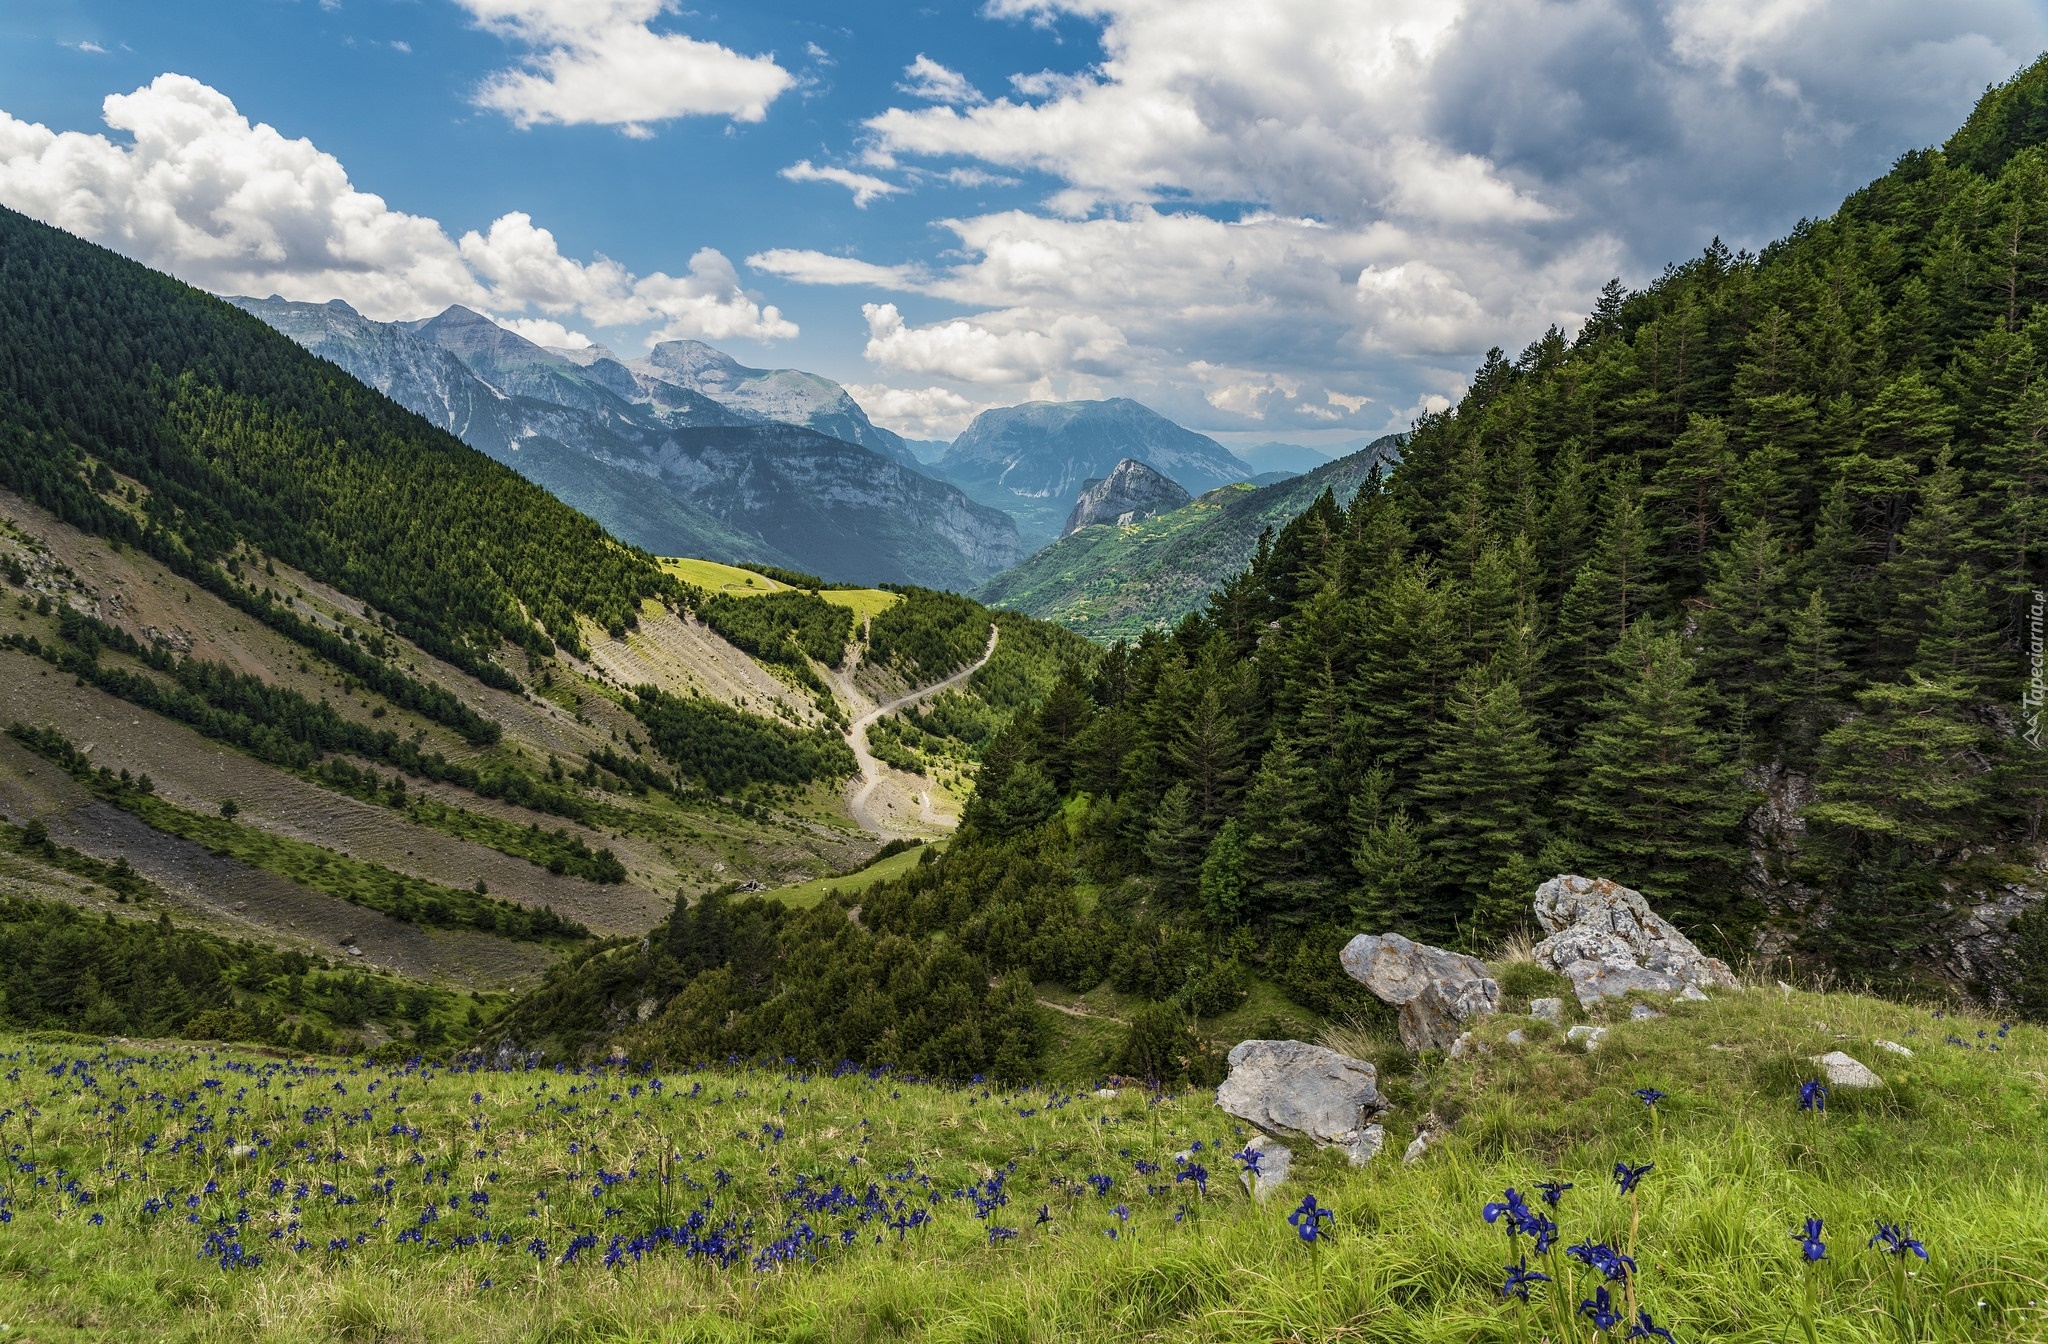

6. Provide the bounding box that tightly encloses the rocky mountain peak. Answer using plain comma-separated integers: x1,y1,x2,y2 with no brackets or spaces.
1061,458,1192,537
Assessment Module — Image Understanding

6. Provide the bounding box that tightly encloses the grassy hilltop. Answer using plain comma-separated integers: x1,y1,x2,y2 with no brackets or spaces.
0,972,2039,1342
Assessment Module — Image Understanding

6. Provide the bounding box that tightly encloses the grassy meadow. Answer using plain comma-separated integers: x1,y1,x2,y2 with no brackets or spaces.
658,558,899,625
0,976,2041,1343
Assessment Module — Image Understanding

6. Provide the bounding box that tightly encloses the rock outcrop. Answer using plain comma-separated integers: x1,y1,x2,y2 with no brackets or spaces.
1060,458,1193,537
1341,932,1501,1051
1215,1039,1387,1165
1530,875,1740,1006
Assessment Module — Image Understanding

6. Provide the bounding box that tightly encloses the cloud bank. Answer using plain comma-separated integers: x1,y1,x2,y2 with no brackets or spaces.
0,74,795,341
808,0,2045,434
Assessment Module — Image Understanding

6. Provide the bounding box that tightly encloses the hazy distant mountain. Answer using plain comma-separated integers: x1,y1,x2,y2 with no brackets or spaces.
594,339,927,470
938,398,1253,546
232,297,1022,587
978,434,1403,640
1232,441,1341,476
1061,459,1192,538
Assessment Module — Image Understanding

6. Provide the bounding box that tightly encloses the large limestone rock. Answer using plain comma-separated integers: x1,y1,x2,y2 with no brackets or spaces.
1530,875,1740,1006
1341,932,1501,1051
1215,1040,1387,1164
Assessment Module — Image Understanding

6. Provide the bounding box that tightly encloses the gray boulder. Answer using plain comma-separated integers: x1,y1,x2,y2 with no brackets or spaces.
1529,997,1564,1025
1529,875,1740,1006
1215,1040,1386,1164
1341,932,1502,1051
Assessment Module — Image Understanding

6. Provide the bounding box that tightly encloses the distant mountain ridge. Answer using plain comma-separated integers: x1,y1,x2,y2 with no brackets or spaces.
232,297,1023,588
937,398,1254,547
977,434,1404,640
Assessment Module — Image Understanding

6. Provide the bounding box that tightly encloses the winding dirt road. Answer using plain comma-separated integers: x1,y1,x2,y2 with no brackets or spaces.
831,625,997,836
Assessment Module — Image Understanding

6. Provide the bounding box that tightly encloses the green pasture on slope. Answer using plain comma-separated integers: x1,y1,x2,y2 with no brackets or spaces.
660,557,899,624
1,981,2041,1342
766,841,940,909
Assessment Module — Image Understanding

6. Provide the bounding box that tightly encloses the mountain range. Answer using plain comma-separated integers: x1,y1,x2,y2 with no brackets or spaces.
231,297,1023,589
935,398,1256,547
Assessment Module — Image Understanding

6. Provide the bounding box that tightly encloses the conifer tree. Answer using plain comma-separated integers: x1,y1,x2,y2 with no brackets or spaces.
1198,820,1250,928
1347,768,1437,936
1238,739,1330,920
1568,623,1750,928
1693,517,1793,728
1142,783,1204,904
1779,588,1847,768
1801,672,1986,973
1413,667,1553,931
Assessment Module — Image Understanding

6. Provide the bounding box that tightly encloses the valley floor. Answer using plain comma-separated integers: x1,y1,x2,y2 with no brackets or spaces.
1,977,2040,1342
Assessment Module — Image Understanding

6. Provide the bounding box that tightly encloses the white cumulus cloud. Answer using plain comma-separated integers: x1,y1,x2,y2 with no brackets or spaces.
780,160,901,208
457,0,793,134
898,55,985,105
773,0,2044,431
0,75,796,344
842,382,997,440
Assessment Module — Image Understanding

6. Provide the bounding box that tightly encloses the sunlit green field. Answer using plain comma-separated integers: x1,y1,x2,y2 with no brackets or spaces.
657,558,899,625
659,557,795,596
0,983,2041,1343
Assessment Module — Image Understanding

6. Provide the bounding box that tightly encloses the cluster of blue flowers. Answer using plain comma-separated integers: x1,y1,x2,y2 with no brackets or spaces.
0,1043,1256,1284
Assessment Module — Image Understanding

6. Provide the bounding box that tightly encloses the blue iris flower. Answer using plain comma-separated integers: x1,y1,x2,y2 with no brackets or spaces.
1579,1286,1623,1331
1629,1308,1677,1341
1632,1088,1667,1107
1536,1180,1573,1207
1500,1256,1551,1302
1288,1194,1334,1244
1613,1161,1653,1195
1798,1079,1829,1112
1868,1222,1928,1260
1483,1188,1533,1228
1568,1240,1637,1281
1793,1217,1825,1261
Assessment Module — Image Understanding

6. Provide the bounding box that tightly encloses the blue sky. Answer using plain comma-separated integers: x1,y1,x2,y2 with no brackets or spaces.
4,1,2046,444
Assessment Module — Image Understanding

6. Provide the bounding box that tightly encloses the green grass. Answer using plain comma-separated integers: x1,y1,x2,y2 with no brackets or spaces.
766,842,941,909
2,981,2041,1342
817,588,899,624
661,557,900,625
660,557,794,595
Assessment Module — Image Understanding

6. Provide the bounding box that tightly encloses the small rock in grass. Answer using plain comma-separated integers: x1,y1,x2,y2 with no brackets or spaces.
1529,997,1563,1024
1094,1088,1120,1100
1506,1029,1527,1046
1678,985,1709,1002
1808,1050,1882,1088
1239,1134,1291,1200
1876,1039,1914,1057
1347,1123,1385,1166
1567,1025,1607,1051
1629,1003,1663,1021
1401,1131,1434,1164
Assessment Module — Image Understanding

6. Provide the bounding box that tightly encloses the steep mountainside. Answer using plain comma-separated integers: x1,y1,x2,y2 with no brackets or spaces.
980,436,1401,639
938,399,1254,546
1233,441,1342,476
1060,459,1192,536
233,298,1021,589
0,211,1085,1018
617,339,925,469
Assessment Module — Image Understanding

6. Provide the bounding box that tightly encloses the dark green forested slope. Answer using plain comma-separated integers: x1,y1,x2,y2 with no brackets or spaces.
0,207,675,668
976,435,1401,641
479,57,2048,1077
